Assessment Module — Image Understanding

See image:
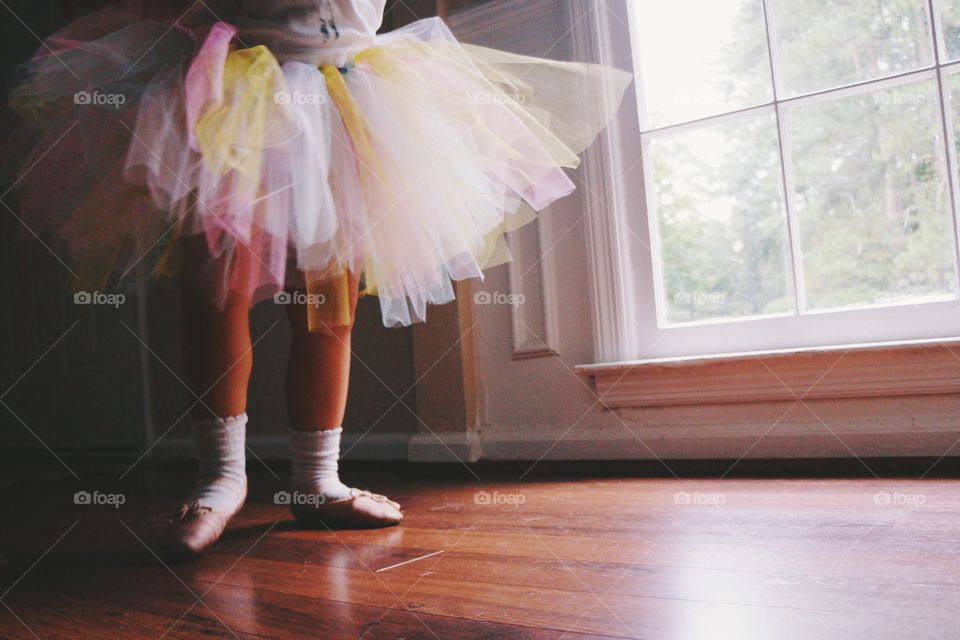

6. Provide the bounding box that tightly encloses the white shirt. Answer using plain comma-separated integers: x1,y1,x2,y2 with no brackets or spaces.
230,0,388,67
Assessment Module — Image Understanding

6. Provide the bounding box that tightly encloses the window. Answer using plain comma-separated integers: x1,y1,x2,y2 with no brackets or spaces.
624,0,960,358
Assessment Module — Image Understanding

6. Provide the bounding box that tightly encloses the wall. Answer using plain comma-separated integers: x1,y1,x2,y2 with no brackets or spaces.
408,0,636,463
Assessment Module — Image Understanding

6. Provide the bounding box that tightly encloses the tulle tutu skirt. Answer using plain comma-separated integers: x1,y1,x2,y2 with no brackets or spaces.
4,5,631,332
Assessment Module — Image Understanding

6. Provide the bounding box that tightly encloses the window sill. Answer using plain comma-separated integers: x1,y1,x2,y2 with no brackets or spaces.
575,338,960,408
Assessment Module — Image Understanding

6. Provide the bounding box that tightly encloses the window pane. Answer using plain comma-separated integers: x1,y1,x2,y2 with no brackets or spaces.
784,80,957,310
771,0,934,98
649,113,795,324
633,0,772,129
942,0,960,61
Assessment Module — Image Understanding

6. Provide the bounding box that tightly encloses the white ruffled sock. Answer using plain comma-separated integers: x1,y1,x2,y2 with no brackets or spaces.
289,427,352,501
188,413,248,513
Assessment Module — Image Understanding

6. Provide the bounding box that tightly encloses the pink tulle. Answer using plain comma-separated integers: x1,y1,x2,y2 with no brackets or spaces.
185,21,237,151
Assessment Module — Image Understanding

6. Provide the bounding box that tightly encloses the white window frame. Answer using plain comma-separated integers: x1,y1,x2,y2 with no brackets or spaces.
581,0,960,363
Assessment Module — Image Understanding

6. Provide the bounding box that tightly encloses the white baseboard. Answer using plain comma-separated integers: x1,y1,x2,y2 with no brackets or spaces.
124,395,960,463
407,430,482,463
150,432,413,461
478,425,960,461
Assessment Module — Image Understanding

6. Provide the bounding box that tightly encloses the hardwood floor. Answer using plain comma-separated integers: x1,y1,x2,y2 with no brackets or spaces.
0,461,958,639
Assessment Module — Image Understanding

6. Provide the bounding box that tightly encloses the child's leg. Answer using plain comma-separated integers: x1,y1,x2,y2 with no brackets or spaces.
284,283,356,431
284,277,402,527
179,229,256,418
159,236,253,559
181,275,253,420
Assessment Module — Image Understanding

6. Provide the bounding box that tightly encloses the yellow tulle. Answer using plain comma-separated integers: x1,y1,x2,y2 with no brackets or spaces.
306,270,356,331
194,45,288,193
315,62,378,330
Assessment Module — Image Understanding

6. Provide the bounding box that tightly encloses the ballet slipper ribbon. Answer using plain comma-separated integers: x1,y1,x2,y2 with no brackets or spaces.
351,488,401,508
167,501,212,523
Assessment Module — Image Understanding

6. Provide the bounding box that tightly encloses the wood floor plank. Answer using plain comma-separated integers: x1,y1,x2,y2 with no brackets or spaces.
0,589,269,640
1,467,959,639
161,549,953,639
198,532,960,620
5,567,623,640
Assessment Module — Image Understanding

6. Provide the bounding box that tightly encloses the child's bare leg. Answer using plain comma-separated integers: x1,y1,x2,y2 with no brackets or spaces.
284,276,403,528
181,278,253,419
284,283,356,431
